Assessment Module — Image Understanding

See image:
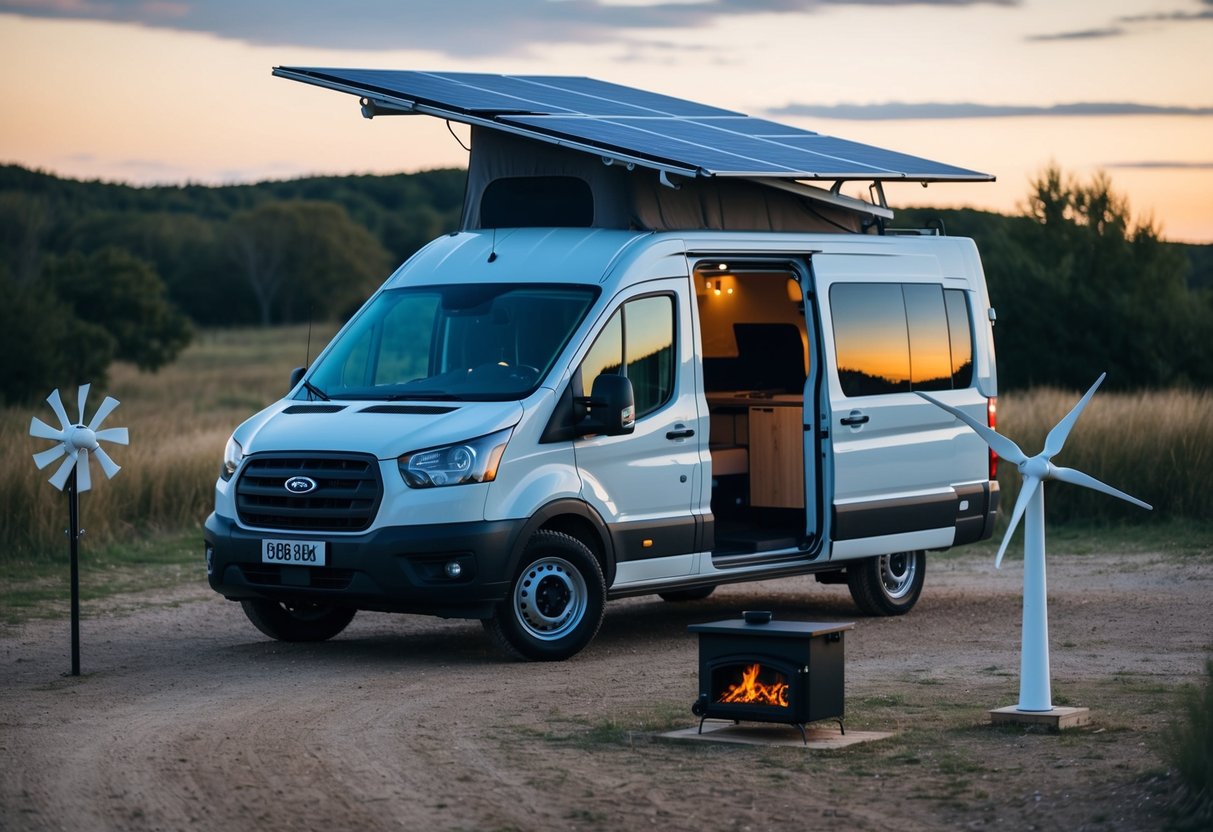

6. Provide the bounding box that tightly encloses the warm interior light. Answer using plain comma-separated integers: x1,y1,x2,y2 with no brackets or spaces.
786,278,803,302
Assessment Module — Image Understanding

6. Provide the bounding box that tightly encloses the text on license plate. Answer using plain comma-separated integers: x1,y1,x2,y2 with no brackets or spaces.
262,539,327,566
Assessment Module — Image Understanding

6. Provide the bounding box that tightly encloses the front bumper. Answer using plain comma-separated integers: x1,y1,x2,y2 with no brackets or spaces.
204,512,526,619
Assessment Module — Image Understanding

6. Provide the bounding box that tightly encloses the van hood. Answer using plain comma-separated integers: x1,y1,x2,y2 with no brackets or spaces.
235,399,526,460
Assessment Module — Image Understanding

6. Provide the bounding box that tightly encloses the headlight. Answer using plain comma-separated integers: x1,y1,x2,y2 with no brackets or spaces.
222,435,244,481
398,428,511,489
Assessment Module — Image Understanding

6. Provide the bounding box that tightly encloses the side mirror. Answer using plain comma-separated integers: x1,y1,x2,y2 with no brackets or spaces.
289,366,306,392
578,374,635,437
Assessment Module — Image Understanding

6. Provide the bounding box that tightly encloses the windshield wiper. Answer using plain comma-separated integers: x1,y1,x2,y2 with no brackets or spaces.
302,379,330,401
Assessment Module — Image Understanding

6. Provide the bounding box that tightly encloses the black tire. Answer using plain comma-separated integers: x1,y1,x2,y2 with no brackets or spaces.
846,551,925,616
484,530,605,661
240,598,356,642
658,586,716,602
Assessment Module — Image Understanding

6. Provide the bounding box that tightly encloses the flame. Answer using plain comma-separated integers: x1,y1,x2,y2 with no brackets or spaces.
718,664,789,707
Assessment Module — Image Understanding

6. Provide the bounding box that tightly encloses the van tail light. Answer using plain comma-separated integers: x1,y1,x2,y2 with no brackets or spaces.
987,397,999,480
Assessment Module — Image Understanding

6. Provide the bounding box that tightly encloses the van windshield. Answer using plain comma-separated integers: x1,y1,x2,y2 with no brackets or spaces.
304,284,599,401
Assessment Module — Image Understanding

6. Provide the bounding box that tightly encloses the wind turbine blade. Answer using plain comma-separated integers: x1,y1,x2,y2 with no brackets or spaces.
47,388,71,431
95,427,129,446
76,451,92,493
87,396,120,431
30,416,65,442
33,443,67,470
1043,373,1106,459
995,475,1040,568
76,383,91,425
1051,466,1152,511
916,392,1026,465
48,451,78,490
93,446,122,479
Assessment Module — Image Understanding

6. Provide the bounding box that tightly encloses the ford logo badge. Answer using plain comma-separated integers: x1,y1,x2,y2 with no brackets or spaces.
284,476,317,495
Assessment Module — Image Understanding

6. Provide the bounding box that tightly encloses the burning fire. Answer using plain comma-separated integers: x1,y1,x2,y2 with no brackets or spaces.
718,663,789,707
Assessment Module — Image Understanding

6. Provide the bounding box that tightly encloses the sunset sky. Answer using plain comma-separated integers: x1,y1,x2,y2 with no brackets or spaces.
1,1,1210,242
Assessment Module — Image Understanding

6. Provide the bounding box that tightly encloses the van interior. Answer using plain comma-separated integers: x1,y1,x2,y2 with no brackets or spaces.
693,262,819,564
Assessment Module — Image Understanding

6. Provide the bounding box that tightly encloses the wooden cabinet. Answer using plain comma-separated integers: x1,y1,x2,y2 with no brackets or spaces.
748,401,804,508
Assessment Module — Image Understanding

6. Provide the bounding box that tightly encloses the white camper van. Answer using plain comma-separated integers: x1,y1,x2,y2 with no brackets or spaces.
204,70,1000,660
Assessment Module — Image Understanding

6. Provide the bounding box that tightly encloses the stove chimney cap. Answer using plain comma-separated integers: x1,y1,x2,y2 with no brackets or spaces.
742,610,773,624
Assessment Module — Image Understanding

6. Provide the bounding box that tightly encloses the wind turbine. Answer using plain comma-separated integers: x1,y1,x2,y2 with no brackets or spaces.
30,384,129,676
920,374,1151,716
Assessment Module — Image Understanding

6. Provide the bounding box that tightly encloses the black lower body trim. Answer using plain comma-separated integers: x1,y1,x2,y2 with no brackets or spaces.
832,481,998,543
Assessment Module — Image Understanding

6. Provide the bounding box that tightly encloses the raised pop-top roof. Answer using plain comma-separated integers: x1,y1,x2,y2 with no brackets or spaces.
273,67,993,186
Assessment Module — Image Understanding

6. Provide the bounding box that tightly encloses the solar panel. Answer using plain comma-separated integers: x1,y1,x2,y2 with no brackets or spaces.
274,66,993,182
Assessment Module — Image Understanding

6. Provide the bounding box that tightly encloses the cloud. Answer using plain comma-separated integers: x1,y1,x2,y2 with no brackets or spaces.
1118,8,1213,24
0,0,1018,56
1025,27,1124,42
768,101,1213,120
1104,160,1213,170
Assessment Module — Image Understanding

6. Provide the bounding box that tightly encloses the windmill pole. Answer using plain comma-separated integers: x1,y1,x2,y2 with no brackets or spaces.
1018,480,1051,711
67,465,81,677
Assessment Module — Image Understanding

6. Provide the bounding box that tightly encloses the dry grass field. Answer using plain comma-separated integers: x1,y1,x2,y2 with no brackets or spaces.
2,324,1209,561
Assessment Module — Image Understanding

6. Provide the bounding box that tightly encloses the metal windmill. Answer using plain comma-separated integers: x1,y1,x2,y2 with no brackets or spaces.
920,374,1151,714
30,384,129,676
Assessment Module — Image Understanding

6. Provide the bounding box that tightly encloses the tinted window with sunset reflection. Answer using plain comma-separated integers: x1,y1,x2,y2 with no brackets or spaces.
579,294,675,418
832,284,911,396
831,284,974,397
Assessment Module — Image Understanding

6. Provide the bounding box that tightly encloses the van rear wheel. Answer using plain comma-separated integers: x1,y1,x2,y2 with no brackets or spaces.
846,551,925,616
240,599,356,642
484,530,605,662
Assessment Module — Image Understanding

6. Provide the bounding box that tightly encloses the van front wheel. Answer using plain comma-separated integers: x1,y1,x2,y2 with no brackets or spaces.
485,531,606,661
846,551,925,616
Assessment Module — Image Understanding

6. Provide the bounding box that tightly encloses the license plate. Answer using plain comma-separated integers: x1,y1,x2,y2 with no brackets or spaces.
262,539,327,566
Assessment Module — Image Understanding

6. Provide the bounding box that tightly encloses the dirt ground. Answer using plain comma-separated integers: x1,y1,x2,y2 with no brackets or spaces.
2,547,1210,832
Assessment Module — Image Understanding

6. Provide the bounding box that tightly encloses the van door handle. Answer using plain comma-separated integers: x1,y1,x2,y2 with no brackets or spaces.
840,412,870,426
666,427,695,440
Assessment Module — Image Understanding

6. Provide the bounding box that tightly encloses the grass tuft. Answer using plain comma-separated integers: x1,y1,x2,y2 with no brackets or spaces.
1166,659,1213,829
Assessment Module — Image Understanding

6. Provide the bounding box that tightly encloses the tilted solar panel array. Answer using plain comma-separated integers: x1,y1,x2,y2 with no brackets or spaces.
273,67,992,183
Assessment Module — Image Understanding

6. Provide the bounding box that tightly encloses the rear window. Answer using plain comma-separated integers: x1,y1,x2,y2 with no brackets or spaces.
830,283,973,397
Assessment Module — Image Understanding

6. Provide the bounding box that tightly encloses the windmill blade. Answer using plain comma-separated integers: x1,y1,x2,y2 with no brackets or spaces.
87,396,120,431
92,445,122,480
76,450,92,493
76,383,91,425
47,388,72,431
33,443,67,470
48,450,79,490
1042,373,1106,459
1051,466,1152,511
916,392,1027,465
30,416,65,442
995,474,1040,568
95,426,130,446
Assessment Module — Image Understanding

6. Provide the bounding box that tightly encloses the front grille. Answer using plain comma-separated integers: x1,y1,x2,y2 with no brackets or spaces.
236,453,382,532
239,564,356,590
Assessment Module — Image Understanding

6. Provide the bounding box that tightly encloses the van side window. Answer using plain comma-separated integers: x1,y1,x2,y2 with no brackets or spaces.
831,284,910,396
904,284,952,391
831,283,975,397
944,289,974,388
579,295,676,419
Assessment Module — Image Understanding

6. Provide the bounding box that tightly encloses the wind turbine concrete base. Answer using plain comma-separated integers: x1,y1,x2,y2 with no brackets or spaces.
990,705,1091,731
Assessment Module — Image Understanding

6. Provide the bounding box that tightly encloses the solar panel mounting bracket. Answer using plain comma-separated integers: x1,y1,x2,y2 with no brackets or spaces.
755,178,894,221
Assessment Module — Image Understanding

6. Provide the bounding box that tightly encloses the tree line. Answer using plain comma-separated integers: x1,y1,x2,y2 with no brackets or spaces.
0,162,1209,404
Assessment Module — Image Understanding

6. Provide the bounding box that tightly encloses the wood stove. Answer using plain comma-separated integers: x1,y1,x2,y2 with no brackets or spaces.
689,612,854,743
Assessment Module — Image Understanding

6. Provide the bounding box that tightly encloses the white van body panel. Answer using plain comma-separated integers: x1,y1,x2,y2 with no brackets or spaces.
206,225,999,652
